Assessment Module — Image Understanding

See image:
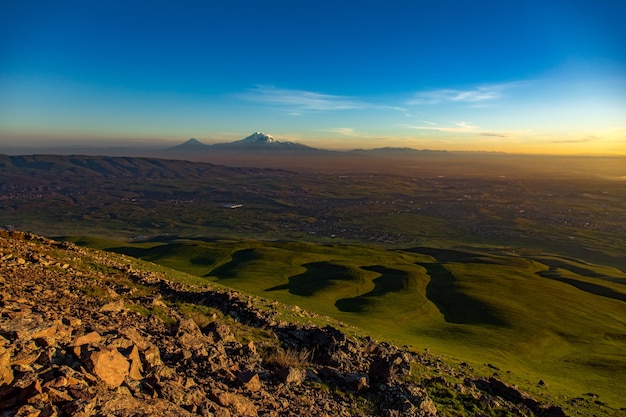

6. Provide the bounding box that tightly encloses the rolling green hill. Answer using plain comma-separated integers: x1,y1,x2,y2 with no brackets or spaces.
74,236,626,409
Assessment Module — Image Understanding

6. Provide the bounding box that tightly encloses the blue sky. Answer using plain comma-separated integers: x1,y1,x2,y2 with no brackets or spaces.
1,0,625,154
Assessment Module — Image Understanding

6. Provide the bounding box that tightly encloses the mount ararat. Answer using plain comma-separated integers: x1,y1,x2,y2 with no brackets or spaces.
160,132,455,169
170,132,319,152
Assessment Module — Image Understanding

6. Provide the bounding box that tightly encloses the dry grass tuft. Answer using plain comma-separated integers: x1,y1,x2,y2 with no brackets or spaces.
265,347,312,368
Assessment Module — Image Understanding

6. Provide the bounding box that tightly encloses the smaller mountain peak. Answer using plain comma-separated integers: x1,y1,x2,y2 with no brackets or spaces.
169,137,210,151
178,137,208,147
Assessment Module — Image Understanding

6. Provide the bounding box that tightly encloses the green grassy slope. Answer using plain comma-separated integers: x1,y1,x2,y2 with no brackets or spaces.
74,236,626,409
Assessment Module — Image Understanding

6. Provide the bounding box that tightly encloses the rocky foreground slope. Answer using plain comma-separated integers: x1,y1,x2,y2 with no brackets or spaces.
0,230,570,416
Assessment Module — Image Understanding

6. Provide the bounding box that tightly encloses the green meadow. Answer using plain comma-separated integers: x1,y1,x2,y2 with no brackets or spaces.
76,236,626,409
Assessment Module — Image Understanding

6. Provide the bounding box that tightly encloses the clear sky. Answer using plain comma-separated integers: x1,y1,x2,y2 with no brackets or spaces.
1,0,625,154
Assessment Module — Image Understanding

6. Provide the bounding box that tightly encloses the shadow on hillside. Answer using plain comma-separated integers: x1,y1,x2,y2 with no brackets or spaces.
406,247,514,267
533,257,626,287
107,243,222,268
209,249,260,279
419,262,507,326
266,262,359,296
406,247,477,262
335,265,409,312
107,246,154,258
538,268,626,303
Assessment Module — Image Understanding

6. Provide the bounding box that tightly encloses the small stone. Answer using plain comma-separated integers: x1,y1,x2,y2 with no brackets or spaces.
119,327,150,351
177,318,206,350
213,390,258,417
15,324,57,341
236,370,262,392
14,373,43,404
419,396,438,415
127,345,144,380
46,386,74,402
0,346,14,385
11,351,40,366
100,299,125,313
276,366,306,385
62,317,82,328
369,357,392,383
204,322,236,344
344,374,369,392
73,331,101,347
142,344,163,369
14,404,41,417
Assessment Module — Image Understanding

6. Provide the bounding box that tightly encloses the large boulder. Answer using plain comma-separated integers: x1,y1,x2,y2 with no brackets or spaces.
89,347,129,388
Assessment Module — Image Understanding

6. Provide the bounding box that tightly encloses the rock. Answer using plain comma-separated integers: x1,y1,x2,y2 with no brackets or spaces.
97,392,199,417
62,317,82,328
29,324,58,341
12,349,39,366
159,380,206,409
119,327,150,351
212,390,258,417
369,356,393,383
127,345,144,380
0,346,14,386
176,318,206,350
89,347,129,388
345,373,369,392
544,405,568,417
419,396,438,416
236,370,262,392
73,331,102,347
1,372,43,407
142,344,163,369
275,366,306,385
46,386,74,402
204,322,236,344
14,404,41,417
474,377,546,414
99,299,125,313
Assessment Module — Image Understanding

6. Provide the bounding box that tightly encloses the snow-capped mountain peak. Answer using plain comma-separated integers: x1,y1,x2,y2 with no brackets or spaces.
240,132,278,143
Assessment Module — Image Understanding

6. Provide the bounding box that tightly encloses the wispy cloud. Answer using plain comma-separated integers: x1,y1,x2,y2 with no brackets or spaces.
239,85,367,111
480,132,507,138
408,121,479,133
326,127,359,136
405,122,520,138
552,136,599,144
238,85,405,113
407,82,522,106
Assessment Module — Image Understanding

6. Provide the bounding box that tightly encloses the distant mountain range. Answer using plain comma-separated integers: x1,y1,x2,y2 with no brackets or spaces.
170,132,319,153
167,132,452,157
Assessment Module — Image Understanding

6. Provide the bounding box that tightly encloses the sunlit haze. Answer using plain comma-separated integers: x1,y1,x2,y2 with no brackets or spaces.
1,1,625,155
